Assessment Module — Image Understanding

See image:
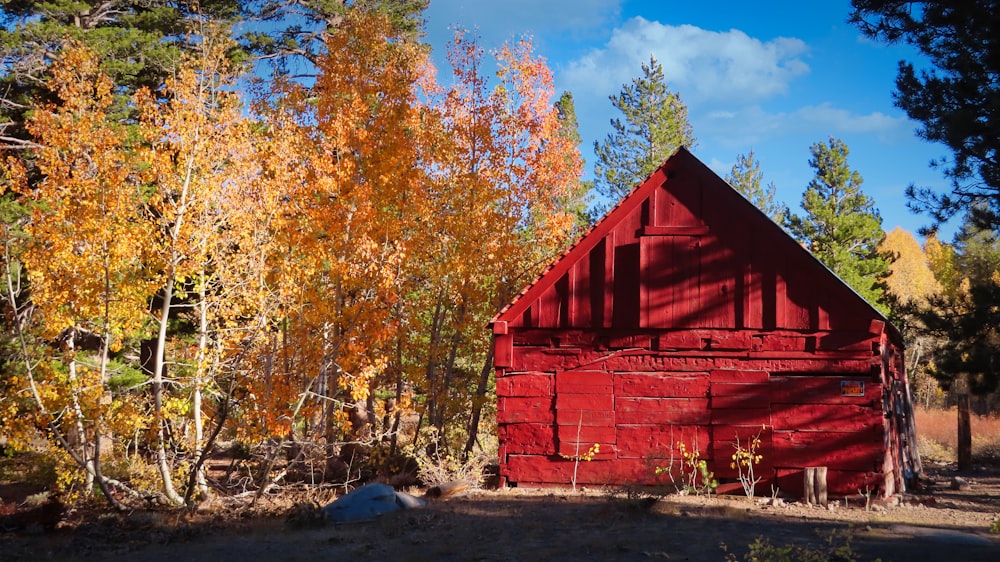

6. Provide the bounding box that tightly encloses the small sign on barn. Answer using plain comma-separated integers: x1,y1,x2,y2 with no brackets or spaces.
841,380,865,397
490,148,921,499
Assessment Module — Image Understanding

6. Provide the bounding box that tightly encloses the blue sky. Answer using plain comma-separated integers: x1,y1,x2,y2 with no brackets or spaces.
422,0,954,240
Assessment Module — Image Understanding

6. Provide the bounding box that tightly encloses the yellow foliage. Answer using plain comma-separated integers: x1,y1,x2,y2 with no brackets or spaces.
924,232,962,298
880,227,941,305
8,44,161,343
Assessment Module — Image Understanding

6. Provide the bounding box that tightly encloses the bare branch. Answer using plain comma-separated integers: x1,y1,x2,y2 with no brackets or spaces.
0,136,42,150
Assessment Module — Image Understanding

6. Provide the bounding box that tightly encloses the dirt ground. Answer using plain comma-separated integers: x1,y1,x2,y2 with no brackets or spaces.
2,462,999,562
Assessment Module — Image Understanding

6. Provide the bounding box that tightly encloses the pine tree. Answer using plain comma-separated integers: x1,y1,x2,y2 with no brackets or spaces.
0,0,242,144
852,2,1000,406
554,91,593,233
785,137,890,310
952,207,1000,288
724,149,787,223
592,55,695,209
242,0,429,78
850,1,1000,229
917,210,1000,396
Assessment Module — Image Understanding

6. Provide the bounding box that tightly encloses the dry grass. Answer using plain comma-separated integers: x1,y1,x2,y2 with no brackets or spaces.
915,406,1000,464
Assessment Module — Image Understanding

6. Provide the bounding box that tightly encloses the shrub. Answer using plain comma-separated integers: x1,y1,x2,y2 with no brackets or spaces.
656,440,718,496
915,406,1000,465
722,528,881,562
406,427,490,489
732,426,766,500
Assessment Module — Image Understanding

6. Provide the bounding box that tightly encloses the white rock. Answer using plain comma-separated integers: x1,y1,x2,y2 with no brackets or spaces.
323,483,426,523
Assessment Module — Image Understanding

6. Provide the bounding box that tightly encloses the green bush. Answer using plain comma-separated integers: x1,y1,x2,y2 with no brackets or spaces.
723,528,881,562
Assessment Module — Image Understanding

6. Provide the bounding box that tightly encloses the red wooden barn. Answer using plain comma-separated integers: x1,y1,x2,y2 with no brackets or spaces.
490,148,921,498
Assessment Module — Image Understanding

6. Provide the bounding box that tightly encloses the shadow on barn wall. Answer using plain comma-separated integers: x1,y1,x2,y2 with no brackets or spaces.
490,147,921,499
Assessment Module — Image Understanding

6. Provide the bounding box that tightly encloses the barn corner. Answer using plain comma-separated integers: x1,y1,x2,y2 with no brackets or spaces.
490,147,921,500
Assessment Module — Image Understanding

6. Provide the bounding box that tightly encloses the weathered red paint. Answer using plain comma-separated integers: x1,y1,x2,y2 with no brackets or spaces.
615,397,712,425
495,372,552,397
614,373,710,398
616,425,711,459
498,397,554,424
491,148,921,498
499,423,556,456
771,430,882,472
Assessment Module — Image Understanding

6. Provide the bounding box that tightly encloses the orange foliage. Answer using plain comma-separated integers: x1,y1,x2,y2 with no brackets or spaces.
400,29,583,439
237,11,434,441
2,12,586,493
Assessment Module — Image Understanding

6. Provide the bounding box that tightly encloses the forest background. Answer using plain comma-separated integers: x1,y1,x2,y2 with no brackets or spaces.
0,0,998,510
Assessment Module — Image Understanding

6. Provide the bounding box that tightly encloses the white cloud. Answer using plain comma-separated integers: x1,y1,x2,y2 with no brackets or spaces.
791,103,902,135
420,6,920,214
698,103,910,149
561,17,810,106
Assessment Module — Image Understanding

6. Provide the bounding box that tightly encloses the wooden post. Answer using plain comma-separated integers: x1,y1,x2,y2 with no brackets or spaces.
815,466,828,506
957,394,972,471
803,467,828,506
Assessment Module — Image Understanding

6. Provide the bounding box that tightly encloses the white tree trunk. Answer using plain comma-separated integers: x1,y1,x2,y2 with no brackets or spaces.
153,281,183,505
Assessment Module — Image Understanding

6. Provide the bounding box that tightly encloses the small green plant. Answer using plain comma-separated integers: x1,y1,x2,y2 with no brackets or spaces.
680,441,718,495
560,442,600,492
656,440,717,495
726,528,881,562
731,425,766,500
989,515,1000,534
560,413,599,491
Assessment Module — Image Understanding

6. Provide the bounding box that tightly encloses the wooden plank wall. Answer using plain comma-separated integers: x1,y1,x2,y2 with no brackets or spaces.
554,371,616,459
494,151,903,497
498,355,891,497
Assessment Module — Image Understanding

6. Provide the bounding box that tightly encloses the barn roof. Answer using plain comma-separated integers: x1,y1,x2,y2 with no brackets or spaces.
492,147,901,345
